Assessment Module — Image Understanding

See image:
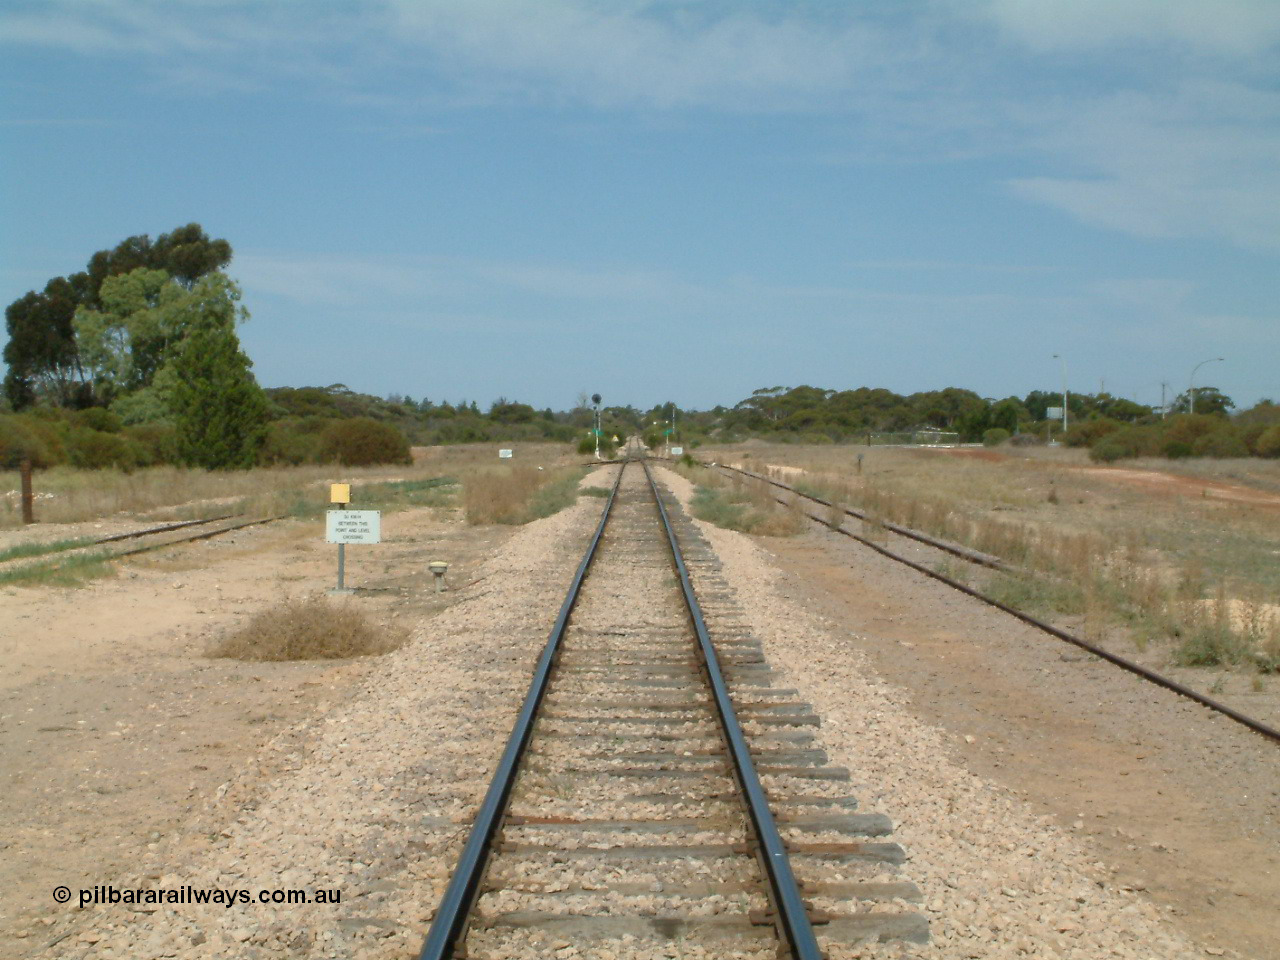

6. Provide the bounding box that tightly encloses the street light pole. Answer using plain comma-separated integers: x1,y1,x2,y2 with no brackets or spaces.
1052,353,1068,435
1188,358,1224,415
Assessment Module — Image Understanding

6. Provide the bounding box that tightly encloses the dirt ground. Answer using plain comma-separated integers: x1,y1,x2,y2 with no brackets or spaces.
0,500,514,951
924,446,1280,509
761,522,1280,960
3,457,1278,958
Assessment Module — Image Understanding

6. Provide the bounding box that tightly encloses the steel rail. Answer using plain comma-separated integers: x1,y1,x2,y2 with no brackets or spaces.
112,514,286,558
641,460,825,960
717,467,1280,746
417,462,626,960
94,514,238,544
710,461,1009,571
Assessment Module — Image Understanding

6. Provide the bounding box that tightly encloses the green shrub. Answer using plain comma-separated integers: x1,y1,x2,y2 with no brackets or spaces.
1192,429,1248,459
576,435,616,458
1255,425,1280,458
0,416,55,468
1164,414,1221,448
66,427,137,470
1065,417,1121,448
261,418,329,465
1098,424,1161,459
73,407,123,433
1163,439,1193,459
982,428,1010,447
1089,439,1129,463
320,417,412,466
124,423,177,466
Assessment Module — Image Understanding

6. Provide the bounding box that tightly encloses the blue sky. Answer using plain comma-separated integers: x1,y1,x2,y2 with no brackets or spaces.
2,0,1277,412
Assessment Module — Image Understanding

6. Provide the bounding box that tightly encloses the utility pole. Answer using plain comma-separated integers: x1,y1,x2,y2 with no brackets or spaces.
1160,382,1168,420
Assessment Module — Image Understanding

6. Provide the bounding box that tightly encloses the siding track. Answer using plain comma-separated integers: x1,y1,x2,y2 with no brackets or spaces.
418,460,926,959
705,460,1280,746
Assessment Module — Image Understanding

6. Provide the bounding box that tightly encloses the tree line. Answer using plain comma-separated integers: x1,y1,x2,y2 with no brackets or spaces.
5,225,1276,471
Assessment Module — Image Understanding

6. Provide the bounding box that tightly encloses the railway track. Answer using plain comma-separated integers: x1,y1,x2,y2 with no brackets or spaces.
419,459,927,958
705,460,1280,745
0,513,286,577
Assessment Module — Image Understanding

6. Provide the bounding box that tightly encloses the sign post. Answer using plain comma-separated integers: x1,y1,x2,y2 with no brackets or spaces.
326,484,379,594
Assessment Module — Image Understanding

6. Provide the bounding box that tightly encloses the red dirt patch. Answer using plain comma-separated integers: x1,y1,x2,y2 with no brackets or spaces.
915,447,1008,463
1078,466,1280,509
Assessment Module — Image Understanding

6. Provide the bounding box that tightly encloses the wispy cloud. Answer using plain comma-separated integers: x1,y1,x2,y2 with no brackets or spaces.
1008,81,1280,251
4,2,1279,255
969,0,1280,57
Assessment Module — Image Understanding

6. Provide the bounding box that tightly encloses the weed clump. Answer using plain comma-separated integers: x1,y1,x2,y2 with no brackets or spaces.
690,482,804,537
463,466,585,525
208,596,407,661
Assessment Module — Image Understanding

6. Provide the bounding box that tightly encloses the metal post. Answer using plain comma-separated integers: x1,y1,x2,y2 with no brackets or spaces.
19,458,34,525
336,502,346,591
1189,357,1224,416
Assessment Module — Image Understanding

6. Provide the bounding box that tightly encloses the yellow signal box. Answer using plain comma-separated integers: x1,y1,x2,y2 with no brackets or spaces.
330,483,351,505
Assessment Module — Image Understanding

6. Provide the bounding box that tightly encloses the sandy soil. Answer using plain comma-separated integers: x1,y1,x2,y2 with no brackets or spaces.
920,446,1280,509
729,510,1280,958
0,500,517,952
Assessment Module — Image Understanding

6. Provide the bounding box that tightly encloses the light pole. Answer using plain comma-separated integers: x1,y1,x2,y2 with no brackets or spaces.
1188,358,1224,415
1052,354,1068,435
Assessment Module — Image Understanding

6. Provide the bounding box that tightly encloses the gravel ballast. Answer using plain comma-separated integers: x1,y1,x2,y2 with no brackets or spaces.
656,466,1207,960
36,468,617,960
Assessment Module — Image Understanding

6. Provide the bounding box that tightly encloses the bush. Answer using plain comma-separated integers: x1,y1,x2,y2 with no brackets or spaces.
982,428,1010,447
73,407,123,434
576,435,617,458
65,427,137,470
1064,417,1121,448
1105,424,1163,459
1164,414,1221,449
320,417,412,466
0,415,56,468
124,423,177,467
1255,425,1280,458
208,596,406,661
1192,429,1249,459
261,418,331,465
1089,438,1129,463
1163,440,1193,459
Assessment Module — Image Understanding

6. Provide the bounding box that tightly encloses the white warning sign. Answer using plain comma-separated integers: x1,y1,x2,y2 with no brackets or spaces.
326,510,381,544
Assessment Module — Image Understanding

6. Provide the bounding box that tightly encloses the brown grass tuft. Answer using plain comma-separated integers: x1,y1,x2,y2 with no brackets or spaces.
208,596,408,661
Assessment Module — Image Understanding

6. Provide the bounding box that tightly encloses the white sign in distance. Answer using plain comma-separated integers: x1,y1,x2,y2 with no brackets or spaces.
670,446,684,456
326,510,381,544
498,448,513,459
1046,407,1063,420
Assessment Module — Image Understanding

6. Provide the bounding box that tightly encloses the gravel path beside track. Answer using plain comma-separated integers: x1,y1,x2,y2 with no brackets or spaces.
656,466,1206,960
38,468,617,960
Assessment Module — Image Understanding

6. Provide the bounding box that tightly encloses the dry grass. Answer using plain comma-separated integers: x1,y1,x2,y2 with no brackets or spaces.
0,443,584,530
463,465,585,525
208,596,408,661
704,442,1280,673
680,463,805,537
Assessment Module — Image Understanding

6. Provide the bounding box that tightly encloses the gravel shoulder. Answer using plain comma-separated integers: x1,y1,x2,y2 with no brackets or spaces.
656,465,1236,960
13,466,616,959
